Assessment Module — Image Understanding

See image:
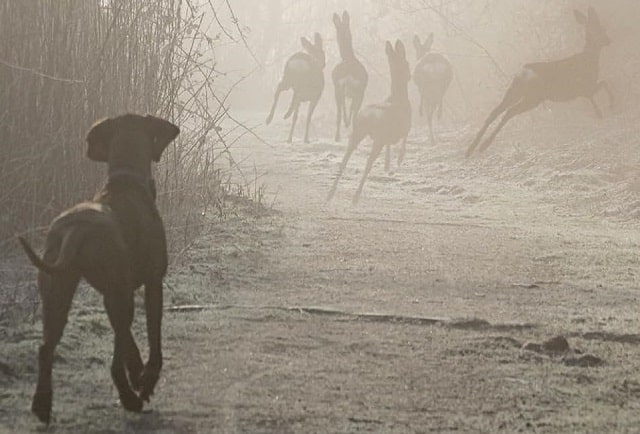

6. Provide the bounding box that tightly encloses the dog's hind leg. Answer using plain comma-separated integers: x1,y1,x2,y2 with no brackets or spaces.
139,279,163,402
104,291,143,413
32,269,79,425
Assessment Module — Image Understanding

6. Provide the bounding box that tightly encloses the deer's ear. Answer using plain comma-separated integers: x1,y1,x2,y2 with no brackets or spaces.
425,33,434,50
144,115,179,162
333,13,341,27
342,10,350,25
395,40,406,60
574,10,587,25
314,32,323,48
413,35,421,52
385,40,394,58
301,37,313,52
86,117,115,162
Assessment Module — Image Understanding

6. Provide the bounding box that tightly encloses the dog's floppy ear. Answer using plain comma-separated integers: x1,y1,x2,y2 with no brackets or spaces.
144,115,180,162
86,117,115,162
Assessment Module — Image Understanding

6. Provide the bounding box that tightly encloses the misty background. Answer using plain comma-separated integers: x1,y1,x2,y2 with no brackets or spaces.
220,0,640,120
1,0,639,254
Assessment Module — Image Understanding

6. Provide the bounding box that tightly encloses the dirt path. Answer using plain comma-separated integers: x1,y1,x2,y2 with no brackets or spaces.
3,110,640,432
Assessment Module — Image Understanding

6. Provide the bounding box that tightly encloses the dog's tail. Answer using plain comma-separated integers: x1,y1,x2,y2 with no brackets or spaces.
18,235,76,275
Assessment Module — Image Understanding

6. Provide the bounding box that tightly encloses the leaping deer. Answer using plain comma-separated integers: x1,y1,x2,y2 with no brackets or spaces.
412,33,453,146
466,7,612,157
327,40,412,204
266,33,325,144
332,10,369,142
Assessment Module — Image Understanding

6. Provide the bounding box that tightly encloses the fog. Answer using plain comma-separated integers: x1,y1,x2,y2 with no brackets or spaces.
4,1,640,431
216,0,640,122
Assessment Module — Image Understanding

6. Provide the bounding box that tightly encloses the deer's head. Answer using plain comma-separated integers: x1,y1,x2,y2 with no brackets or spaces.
575,7,610,50
386,40,411,86
301,33,326,69
413,34,434,60
333,11,354,58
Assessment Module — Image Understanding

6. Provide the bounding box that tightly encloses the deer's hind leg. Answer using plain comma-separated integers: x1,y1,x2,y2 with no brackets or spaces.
327,128,366,202
266,81,287,124
353,139,385,205
466,76,525,157
286,101,300,144
589,80,614,117
304,98,319,144
477,98,541,154
334,86,345,142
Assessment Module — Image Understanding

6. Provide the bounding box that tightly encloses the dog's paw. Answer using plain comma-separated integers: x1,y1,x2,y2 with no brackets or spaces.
32,390,52,425
120,393,144,413
138,367,160,402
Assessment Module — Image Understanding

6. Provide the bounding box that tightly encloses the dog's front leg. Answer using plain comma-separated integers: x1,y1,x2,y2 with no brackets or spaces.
104,292,143,413
139,279,163,402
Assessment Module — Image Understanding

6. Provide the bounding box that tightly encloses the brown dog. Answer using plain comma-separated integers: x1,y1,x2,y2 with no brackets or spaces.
18,113,179,424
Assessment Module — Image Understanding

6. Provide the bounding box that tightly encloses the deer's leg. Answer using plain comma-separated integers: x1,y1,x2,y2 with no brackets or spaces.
327,130,364,202
104,290,143,413
588,80,614,114
334,86,344,142
384,144,391,172
304,99,319,144
398,136,408,167
589,97,603,118
349,93,364,129
266,82,285,124
595,80,614,111
32,270,79,425
438,76,452,119
284,92,299,119
139,279,163,402
353,140,384,205
436,101,443,120
478,99,540,154
343,98,351,128
286,104,300,144
427,106,436,146
466,100,511,157
466,77,524,157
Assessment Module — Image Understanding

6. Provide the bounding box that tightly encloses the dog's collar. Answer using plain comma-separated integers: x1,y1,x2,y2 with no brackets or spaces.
107,169,157,200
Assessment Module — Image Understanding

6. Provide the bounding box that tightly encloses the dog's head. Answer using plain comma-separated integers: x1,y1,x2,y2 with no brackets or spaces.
86,114,180,173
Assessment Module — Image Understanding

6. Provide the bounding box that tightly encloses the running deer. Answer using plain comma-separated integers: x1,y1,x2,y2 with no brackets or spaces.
412,33,453,145
327,40,411,204
466,7,612,157
266,33,325,144
332,10,369,142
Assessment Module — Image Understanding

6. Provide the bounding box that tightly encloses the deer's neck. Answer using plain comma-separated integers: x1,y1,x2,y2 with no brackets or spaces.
390,81,409,104
579,41,604,74
583,36,605,60
338,39,355,60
